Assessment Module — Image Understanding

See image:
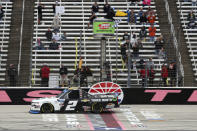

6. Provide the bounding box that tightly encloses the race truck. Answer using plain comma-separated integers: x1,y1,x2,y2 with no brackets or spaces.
29,87,121,114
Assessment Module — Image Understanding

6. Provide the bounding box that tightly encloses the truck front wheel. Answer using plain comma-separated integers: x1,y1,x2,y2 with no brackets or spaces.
91,103,103,113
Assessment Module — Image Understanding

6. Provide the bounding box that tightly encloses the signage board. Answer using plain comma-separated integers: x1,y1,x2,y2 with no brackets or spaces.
93,18,115,38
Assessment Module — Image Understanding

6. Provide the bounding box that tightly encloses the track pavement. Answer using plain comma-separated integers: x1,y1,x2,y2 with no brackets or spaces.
0,105,197,130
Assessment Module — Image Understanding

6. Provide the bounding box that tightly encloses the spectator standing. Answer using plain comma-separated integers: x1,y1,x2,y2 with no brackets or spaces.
139,26,147,41
125,39,131,47
92,2,99,13
127,9,137,25
86,66,93,85
132,42,139,59
154,37,163,55
138,8,144,18
86,66,93,77
105,8,115,20
49,39,59,50
40,63,50,87
147,12,156,25
146,7,155,17
45,28,53,41
130,33,137,46
0,5,4,21
139,67,149,87
168,61,177,87
147,57,154,70
140,13,147,25
122,32,130,41
161,64,168,87
103,1,111,13
148,24,156,42
120,43,127,63
59,64,68,87
7,64,17,86
52,15,61,33
139,58,145,69
80,67,87,86
158,47,166,59
38,2,44,25
73,68,80,86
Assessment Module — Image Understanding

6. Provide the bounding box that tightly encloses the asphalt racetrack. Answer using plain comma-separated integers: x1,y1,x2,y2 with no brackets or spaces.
0,105,197,130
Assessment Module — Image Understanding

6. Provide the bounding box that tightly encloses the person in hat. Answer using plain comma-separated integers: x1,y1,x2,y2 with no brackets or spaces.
168,61,177,87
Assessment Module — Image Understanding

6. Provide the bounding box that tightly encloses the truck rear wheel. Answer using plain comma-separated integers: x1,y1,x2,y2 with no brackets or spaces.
41,103,54,113
91,103,103,113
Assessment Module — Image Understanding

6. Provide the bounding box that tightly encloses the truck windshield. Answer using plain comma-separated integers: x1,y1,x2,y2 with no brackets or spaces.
56,89,69,98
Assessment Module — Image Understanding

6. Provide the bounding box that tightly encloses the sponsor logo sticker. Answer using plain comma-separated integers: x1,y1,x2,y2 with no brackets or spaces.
88,82,124,104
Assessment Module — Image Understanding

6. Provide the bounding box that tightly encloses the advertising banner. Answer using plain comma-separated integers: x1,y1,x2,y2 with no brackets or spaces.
1,88,197,105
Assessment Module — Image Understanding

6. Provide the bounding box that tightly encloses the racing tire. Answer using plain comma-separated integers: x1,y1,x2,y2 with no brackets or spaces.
91,103,103,113
40,103,54,113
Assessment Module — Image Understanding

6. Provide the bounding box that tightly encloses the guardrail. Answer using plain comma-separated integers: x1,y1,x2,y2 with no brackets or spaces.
164,0,184,86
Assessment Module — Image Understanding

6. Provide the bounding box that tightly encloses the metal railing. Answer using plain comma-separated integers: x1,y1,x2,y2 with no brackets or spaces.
18,0,25,77
82,0,86,66
164,0,184,86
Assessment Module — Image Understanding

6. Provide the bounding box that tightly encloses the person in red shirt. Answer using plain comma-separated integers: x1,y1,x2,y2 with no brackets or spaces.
147,13,156,24
40,63,50,87
139,68,149,87
161,64,168,87
149,24,156,42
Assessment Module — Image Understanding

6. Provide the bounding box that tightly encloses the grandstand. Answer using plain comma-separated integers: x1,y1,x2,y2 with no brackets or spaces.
31,0,166,87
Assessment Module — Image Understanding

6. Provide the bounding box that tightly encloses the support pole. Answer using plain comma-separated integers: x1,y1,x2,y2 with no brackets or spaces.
79,30,82,57
100,37,106,81
127,39,131,88
115,26,118,83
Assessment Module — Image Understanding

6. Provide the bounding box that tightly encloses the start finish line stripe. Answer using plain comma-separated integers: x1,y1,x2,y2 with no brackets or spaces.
110,110,126,130
84,114,94,130
100,112,122,129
